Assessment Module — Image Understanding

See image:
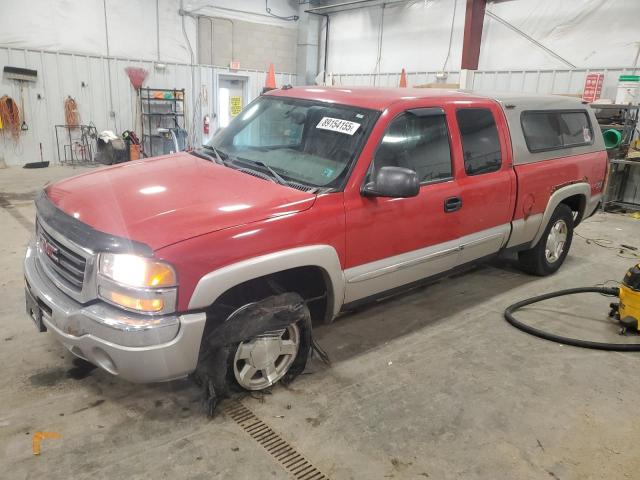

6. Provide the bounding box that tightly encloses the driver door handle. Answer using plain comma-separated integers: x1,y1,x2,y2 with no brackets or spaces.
444,196,462,213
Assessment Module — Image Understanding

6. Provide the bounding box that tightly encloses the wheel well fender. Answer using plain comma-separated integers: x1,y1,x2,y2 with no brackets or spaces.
187,245,345,321
531,183,589,246
560,194,587,226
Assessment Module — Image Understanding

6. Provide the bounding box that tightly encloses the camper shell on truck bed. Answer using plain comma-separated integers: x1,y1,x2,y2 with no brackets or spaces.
489,93,604,164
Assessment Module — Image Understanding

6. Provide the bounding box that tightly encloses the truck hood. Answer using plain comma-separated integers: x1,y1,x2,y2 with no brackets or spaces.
45,153,317,251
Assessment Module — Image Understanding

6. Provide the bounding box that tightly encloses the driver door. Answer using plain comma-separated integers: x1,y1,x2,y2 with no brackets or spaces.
343,106,462,304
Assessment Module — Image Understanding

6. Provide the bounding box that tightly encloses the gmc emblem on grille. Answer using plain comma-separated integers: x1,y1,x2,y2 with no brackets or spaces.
40,237,60,264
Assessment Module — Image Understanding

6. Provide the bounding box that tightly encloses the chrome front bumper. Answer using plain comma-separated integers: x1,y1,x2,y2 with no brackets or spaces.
24,242,206,383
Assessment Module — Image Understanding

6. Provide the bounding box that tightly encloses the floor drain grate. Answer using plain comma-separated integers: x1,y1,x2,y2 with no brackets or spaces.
224,400,330,480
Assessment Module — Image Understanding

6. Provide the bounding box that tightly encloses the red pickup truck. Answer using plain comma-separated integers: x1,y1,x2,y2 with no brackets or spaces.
25,87,606,399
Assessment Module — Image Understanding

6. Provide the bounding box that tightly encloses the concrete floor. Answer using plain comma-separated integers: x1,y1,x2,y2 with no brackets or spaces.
2,165,640,479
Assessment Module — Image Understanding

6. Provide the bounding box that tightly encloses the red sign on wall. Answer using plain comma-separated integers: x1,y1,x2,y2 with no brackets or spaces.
582,73,604,103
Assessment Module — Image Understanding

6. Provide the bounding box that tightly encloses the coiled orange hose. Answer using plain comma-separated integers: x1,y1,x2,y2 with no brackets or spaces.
0,95,21,141
64,96,79,126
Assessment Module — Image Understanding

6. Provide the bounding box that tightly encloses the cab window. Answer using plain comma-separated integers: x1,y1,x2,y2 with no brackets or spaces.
456,108,502,176
372,108,452,184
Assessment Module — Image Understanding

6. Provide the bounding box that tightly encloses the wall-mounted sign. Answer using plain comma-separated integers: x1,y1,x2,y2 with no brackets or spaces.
582,73,604,103
230,96,242,116
230,61,241,71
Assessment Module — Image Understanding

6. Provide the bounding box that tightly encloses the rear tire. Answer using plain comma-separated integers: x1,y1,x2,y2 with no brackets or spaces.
518,203,574,276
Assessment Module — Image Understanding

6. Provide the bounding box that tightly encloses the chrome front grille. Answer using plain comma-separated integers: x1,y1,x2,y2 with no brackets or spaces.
36,219,97,303
38,225,87,290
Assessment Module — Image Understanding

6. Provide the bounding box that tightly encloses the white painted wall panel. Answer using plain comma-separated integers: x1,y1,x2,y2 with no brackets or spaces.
326,0,640,75
332,67,637,105
480,0,640,70
332,71,460,88
0,0,297,64
0,47,297,166
473,67,638,100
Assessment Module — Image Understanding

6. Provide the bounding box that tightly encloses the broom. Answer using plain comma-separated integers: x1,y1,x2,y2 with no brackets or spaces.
125,67,148,90
125,67,148,143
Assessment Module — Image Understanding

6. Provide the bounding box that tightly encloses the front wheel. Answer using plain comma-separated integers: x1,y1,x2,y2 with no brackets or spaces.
232,323,303,391
195,292,312,408
518,203,574,276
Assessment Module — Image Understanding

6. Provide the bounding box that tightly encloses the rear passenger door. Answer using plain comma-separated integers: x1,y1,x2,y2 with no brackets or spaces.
450,102,516,265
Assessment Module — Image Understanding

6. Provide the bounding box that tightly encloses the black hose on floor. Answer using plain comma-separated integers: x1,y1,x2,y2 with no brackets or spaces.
504,286,640,351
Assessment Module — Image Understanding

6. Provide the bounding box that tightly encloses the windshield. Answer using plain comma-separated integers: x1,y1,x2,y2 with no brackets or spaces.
206,96,377,190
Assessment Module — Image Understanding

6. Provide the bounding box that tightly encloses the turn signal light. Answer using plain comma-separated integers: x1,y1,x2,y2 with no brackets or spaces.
104,291,164,313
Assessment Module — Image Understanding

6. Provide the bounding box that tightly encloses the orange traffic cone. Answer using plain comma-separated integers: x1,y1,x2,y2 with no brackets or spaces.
265,63,277,90
399,68,407,88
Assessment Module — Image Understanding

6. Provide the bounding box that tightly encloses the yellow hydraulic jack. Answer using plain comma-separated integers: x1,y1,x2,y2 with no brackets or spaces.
612,263,640,334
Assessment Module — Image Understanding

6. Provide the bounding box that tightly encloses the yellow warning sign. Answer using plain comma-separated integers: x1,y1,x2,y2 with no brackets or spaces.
230,96,242,117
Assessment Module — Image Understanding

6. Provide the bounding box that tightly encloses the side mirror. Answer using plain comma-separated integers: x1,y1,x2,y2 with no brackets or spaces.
363,166,420,198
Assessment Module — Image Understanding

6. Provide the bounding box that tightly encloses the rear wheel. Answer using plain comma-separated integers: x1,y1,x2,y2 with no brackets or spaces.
518,203,574,276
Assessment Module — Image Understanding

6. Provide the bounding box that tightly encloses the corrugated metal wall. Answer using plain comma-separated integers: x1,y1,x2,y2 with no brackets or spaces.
3,51,637,167
0,47,296,166
332,67,638,100
332,71,461,88
473,67,638,99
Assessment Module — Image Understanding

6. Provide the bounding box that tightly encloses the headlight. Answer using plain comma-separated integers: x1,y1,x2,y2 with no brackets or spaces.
99,253,176,288
97,253,177,315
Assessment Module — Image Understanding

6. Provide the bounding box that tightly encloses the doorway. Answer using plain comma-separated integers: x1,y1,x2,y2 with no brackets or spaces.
217,74,248,129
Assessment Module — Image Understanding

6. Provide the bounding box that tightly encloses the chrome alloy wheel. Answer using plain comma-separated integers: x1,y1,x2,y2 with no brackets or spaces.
545,219,568,263
233,324,300,391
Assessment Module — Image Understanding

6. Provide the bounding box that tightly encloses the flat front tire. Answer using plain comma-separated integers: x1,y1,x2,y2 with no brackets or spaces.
518,203,574,276
232,323,302,391
196,293,312,400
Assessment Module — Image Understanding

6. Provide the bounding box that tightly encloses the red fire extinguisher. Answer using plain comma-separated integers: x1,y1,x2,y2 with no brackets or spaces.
203,115,210,135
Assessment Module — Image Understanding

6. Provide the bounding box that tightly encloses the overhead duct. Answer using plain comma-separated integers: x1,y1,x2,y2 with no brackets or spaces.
305,0,413,15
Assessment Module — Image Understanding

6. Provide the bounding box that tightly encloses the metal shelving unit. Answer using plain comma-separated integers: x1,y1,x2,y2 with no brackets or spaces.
592,104,639,155
139,88,185,157
594,104,640,212
605,159,640,211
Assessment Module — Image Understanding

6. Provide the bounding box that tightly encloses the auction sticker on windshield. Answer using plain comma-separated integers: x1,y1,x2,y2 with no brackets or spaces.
316,117,360,135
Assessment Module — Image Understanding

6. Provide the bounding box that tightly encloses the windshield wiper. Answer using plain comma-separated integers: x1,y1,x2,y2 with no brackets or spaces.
191,148,218,164
235,157,289,187
253,161,289,186
201,145,230,166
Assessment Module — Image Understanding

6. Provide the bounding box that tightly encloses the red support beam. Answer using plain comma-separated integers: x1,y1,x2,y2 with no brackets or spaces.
461,0,487,70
